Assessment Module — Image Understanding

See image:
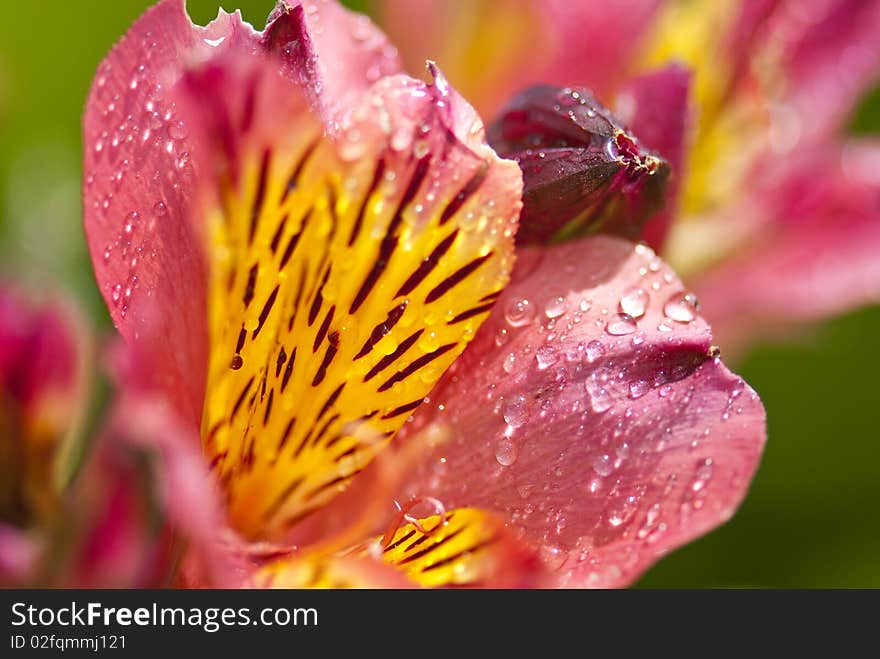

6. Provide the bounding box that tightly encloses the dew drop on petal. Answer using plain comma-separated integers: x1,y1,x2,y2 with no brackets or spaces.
592,453,615,477
544,295,567,319
629,380,650,399
585,340,605,363
502,395,530,428
663,291,699,323
619,287,648,318
605,313,637,335
505,297,535,327
495,438,518,466
536,345,558,370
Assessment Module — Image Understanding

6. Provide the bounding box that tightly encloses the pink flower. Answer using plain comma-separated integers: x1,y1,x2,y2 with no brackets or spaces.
81,0,765,587
379,0,880,352
0,283,172,586
0,283,89,584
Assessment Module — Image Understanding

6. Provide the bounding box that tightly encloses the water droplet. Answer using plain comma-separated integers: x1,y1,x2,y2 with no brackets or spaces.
168,120,187,140
619,287,648,318
691,459,713,492
663,291,699,323
502,395,530,428
605,313,637,336
505,297,534,327
495,438,518,466
592,453,615,477
585,340,605,363
544,295,567,319
607,494,640,527
536,345,558,370
629,380,650,399
502,352,517,374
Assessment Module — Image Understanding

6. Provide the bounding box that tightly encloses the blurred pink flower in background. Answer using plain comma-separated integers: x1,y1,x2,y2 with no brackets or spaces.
0,284,171,587
77,0,766,588
379,0,880,353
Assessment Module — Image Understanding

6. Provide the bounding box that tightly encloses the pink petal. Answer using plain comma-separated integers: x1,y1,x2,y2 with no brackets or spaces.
768,0,880,140
394,236,766,587
539,0,664,100
263,0,402,132
615,66,692,251
82,0,259,424
378,0,661,116
694,139,880,351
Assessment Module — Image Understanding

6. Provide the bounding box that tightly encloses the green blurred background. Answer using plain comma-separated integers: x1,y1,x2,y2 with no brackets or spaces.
0,1,877,587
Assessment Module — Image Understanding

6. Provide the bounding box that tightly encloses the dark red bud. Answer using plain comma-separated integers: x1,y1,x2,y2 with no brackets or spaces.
488,85,669,245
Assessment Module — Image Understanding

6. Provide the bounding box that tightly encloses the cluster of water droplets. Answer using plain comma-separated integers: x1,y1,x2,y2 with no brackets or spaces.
86,38,195,322
403,240,764,584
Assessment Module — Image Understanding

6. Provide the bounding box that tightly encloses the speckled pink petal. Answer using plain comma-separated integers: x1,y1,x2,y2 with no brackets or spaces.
615,66,691,251
263,0,402,132
82,0,261,424
695,140,880,351
394,236,766,588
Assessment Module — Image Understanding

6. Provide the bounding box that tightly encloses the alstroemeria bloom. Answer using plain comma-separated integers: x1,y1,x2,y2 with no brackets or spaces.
380,0,880,352
83,0,765,587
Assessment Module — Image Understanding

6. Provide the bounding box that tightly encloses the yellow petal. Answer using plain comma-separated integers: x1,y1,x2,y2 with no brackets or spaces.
192,62,520,539
366,507,540,588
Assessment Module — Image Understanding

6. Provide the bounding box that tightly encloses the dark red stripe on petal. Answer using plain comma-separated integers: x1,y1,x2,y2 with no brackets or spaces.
447,302,496,325
249,149,271,245
381,397,424,420
252,284,280,339
348,158,385,247
377,343,457,393
354,301,408,360
363,330,423,382
425,253,493,303
313,305,335,353
440,163,488,225
395,230,459,297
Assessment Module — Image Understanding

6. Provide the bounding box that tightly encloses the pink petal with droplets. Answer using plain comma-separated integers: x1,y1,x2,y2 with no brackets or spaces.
394,236,766,587
615,66,691,251
695,140,880,352
82,0,260,424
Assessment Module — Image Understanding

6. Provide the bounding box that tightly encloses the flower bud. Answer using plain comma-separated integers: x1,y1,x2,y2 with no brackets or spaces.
488,85,669,245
